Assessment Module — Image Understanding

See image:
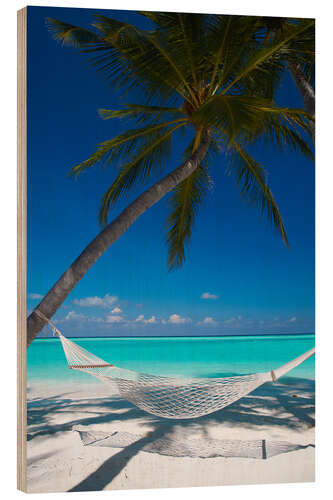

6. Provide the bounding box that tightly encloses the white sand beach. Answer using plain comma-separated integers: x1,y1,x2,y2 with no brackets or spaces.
26,377,315,492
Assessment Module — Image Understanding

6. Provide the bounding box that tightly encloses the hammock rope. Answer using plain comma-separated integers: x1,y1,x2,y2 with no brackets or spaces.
34,309,315,420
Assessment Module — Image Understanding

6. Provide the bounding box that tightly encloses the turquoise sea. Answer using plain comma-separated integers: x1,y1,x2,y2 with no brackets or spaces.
27,334,315,387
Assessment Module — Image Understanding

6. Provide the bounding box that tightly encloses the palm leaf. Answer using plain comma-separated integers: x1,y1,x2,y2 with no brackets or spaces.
146,31,200,106
99,121,187,224
192,95,314,157
98,103,185,124
206,15,262,96
257,108,314,160
221,19,314,95
228,141,288,245
208,15,234,95
47,16,185,103
71,119,187,176
140,11,206,87
166,160,212,269
46,18,102,46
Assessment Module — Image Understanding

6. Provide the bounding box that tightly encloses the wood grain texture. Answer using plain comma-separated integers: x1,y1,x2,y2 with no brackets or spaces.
17,7,27,492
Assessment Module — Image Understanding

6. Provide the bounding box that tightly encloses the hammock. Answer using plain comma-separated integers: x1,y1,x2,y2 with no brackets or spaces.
36,311,315,420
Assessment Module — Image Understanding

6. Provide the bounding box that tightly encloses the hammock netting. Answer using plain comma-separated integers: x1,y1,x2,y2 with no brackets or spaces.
38,312,315,420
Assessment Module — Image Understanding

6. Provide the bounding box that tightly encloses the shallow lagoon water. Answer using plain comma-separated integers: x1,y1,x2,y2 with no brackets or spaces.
28,334,315,387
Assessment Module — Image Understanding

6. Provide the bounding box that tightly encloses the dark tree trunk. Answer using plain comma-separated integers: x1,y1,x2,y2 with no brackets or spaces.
27,132,211,346
288,60,315,144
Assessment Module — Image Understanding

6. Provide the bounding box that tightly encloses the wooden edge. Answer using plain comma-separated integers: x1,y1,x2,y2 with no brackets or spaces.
17,6,27,493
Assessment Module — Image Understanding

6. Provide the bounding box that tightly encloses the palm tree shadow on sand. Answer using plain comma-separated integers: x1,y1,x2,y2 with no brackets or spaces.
27,376,315,492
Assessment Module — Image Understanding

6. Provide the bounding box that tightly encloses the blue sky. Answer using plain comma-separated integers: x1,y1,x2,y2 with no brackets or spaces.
27,6,315,337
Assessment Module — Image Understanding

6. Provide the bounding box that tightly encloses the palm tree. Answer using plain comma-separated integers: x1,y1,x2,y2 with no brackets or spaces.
262,16,315,142
27,12,314,346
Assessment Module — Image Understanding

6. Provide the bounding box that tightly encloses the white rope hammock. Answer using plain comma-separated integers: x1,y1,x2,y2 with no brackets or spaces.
35,310,315,420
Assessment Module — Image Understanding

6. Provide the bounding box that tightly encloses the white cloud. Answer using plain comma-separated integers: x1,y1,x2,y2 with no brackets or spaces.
146,316,157,324
197,317,218,326
111,307,122,314
201,292,218,300
168,314,192,324
29,293,43,300
105,314,124,324
73,294,118,308
224,317,236,324
65,311,87,321
289,317,297,322
135,315,158,324
63,311,103,323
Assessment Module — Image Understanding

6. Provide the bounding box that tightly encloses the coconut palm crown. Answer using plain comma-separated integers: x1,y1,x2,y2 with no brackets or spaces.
48,13,314,270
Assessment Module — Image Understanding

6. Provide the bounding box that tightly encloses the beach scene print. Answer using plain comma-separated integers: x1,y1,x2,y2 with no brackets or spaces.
26,7,315,492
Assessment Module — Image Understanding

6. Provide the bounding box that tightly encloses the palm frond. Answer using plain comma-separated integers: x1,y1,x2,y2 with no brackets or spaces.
146,31,200,106
47,16,186,104
91,15,133,39
221,19,314,95
228,141,288,245
206,15,262,96
71,119,187,176
99,121,187,224
140,11,206,87
192,95,314,157
46,18,102,46
98,103,185,124
192,95,270,144
208,15,234,95
257,108,314,159
166,157,212,269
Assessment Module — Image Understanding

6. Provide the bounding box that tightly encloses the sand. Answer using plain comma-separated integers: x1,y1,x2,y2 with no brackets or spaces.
26,377,315,493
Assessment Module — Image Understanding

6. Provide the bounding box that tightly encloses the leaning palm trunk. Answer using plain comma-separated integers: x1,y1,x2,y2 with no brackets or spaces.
288,60,315,143
26,132,211,346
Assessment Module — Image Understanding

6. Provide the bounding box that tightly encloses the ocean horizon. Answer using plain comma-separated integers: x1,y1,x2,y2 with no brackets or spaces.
35,331,315,339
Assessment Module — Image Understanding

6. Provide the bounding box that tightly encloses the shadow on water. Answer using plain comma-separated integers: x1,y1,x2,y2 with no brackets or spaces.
27,376,315,491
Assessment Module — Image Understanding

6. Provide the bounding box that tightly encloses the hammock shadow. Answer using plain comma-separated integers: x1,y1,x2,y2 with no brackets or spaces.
69,428,315,492
74,427,315,459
